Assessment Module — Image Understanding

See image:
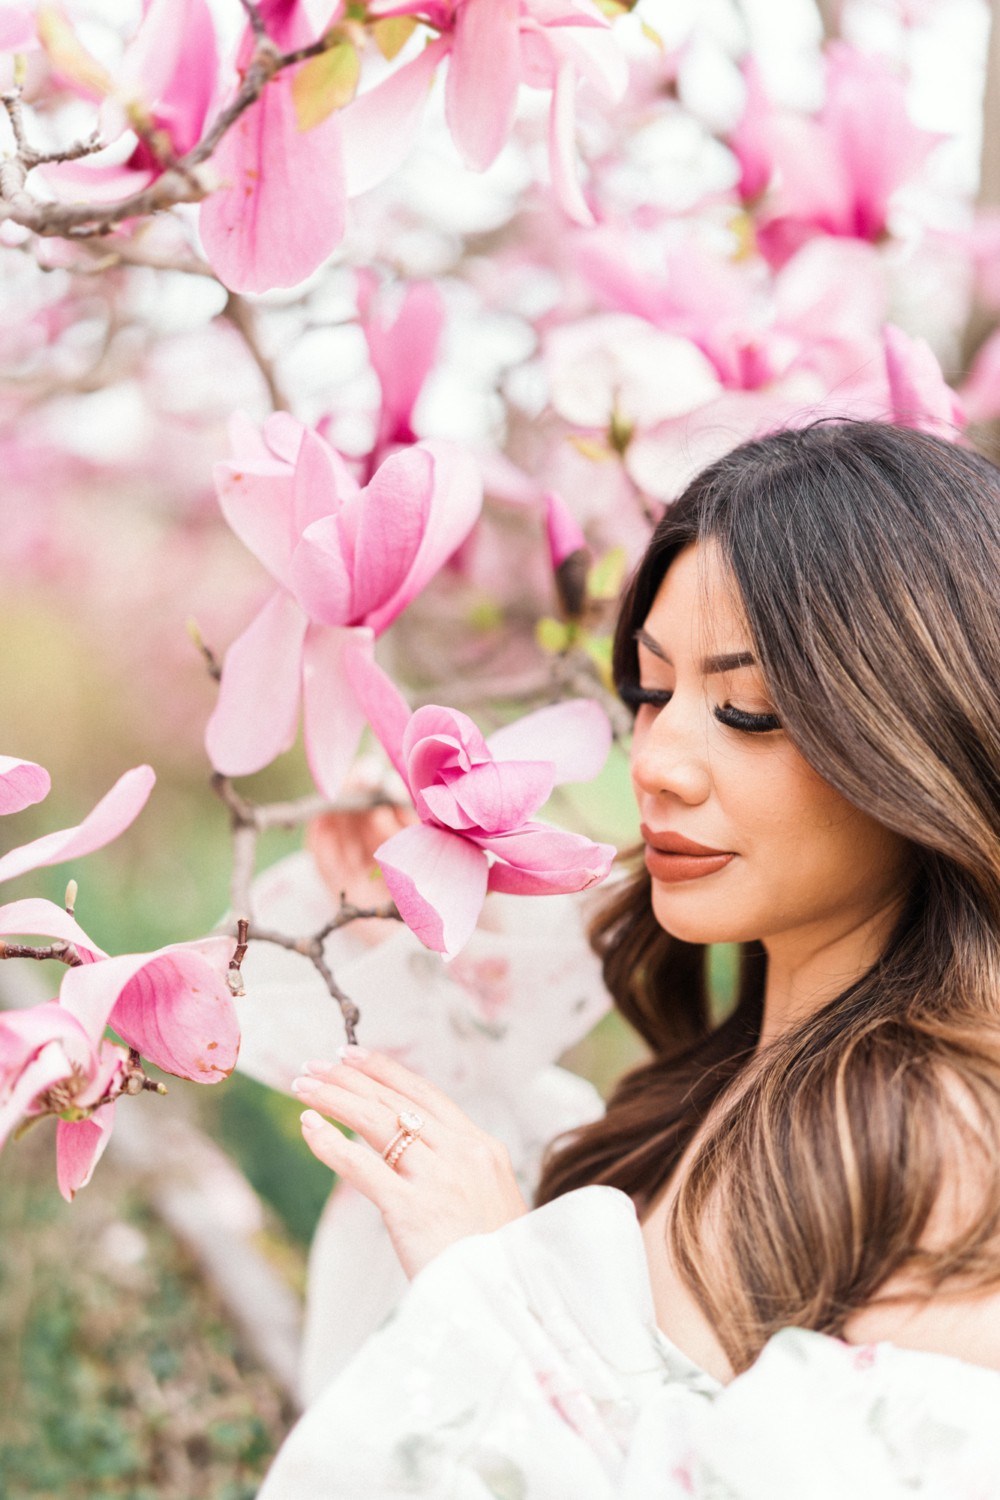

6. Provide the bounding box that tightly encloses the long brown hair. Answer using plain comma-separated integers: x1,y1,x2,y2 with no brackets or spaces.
536,421,1000,1371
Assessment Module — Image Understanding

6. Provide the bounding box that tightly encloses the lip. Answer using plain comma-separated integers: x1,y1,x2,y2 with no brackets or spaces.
640,823,735,884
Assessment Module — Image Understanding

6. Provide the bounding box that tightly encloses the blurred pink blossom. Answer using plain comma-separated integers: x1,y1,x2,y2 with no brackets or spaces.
883,324,965,436
358,278,445,475
730,45,940,267
344,648,615,957
344,0,626,225
206,413,482,795
545,490,587,569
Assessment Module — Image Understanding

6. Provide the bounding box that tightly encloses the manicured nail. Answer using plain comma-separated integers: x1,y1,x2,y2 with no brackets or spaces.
338,1044,370,1062
304,1060,334,1075
292,1075,320,1094
300,1109,323,1127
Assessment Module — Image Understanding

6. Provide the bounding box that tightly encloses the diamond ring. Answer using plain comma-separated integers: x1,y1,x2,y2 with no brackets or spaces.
382,1110,424,1170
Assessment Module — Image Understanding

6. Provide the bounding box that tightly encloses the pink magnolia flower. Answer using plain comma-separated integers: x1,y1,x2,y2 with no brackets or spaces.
206,413,482,796
0,761,240,1198
0,911,239,1199
729,45,940,267
343,0,626,226
42,0,219,206
357,277,445,476
343,649,615,958
111,0,219,167
199,0,346,293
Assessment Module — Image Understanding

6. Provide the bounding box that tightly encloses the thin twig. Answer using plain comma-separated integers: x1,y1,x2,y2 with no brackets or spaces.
246,898,401,1046
220,292,289,412
0,938,83,966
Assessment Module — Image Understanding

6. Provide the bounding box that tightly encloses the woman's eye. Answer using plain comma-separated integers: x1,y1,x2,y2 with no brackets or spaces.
619,682,673,712
714,703,782,734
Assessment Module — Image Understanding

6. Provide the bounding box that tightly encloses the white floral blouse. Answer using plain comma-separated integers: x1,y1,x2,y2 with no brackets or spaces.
257,1184,1000,1499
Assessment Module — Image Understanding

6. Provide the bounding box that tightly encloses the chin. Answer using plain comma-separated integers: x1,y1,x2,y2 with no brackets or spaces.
649,882,755,947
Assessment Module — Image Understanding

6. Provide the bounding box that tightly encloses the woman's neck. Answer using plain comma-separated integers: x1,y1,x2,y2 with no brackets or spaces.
758,892,906,1048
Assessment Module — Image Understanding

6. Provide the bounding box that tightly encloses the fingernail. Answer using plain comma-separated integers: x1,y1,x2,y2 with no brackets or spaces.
304,1060,334,1075
338,1044,370,1062
292,1075,320,1094
300,1109,323,1127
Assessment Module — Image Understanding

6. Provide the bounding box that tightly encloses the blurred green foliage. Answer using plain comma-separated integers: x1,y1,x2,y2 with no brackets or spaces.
0,1121,291,1500
203,1074,334,1247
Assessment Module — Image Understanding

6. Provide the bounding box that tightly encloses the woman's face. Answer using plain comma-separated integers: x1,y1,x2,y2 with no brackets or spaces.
630,543,913,949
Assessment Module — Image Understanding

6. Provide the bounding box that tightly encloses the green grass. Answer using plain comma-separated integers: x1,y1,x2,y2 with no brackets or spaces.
0,1121,293,1500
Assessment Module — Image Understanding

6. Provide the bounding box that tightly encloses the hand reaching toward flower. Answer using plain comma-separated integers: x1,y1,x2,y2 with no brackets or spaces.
294,1048,528,1279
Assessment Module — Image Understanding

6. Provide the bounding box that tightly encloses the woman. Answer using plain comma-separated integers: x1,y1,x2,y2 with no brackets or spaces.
265,422,1000,1493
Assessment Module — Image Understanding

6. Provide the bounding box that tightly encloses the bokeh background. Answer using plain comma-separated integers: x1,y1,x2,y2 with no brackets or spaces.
1,0,997,1492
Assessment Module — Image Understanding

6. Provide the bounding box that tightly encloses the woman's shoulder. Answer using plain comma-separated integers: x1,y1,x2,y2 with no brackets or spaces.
647,1327,1000,1499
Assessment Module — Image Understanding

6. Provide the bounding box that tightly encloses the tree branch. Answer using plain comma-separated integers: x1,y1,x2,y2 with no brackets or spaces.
0,938,83,966
220,291,289,412
246,898,402,1046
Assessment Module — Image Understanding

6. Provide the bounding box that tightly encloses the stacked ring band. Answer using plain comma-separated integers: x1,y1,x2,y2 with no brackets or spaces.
383,1109,424,1170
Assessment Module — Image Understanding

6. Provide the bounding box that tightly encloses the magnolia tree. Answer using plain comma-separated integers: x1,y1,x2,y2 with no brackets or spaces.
0,0,997,1202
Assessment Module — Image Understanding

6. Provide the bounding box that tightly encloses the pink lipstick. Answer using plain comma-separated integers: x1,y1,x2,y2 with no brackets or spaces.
641,824,735,884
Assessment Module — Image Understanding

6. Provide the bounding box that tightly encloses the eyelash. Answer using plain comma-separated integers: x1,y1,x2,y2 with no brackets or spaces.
618,683,782,734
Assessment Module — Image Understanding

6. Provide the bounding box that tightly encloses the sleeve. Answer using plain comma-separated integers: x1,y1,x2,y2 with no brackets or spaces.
257,1185,700,1500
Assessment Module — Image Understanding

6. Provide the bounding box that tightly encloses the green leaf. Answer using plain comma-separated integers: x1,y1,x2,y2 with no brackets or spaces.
374,15,418,60
587,545,627,601
536,617,573,654
292,41,360,132
641,20,664,49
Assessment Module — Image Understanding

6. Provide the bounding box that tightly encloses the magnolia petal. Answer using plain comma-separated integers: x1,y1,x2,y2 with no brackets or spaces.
108,939,239,1084
0,898,105,960
0,765,155,887
367,281,445,452
0,1003,93,1087
478,822,616,895
351,447,434,623
375,822,488,958
342,648,413,785
487,700,612,785
293,425,358,537
0,756,50,816
363,440,483,636
56,1102,116,1202
199,71,346,295
0,1040,75,1151
205,590,308,777
341,36,450,198
214,448,299,590
883,323,965,437
446,0,520,172
549,61,594,227
302,626,373,799
447,759,556,834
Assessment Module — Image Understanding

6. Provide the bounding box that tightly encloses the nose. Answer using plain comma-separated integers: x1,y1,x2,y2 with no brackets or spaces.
630,701,711,808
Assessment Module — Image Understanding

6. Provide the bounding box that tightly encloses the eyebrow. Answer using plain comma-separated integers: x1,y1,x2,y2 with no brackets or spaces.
635,631,756,675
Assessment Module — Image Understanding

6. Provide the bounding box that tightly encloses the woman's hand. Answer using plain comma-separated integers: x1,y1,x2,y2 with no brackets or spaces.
293,1047,529,1279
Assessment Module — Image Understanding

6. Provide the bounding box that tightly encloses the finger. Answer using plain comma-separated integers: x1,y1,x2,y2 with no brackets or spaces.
301,1059,449,1137
333,1048,477,1133
292,1075,437,1155
299,1110,406,1211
